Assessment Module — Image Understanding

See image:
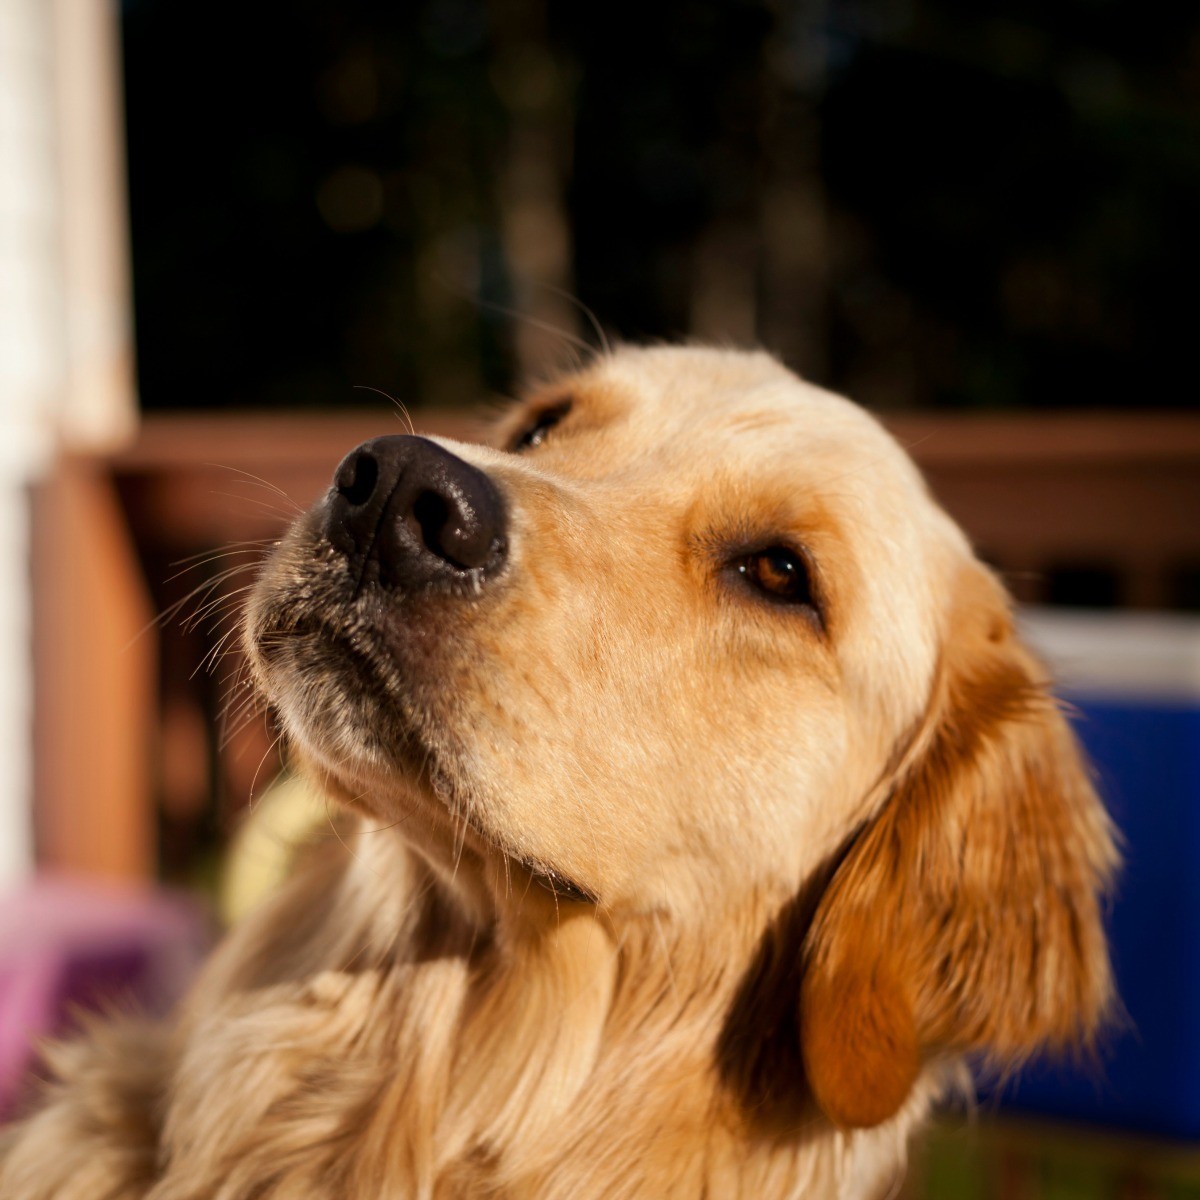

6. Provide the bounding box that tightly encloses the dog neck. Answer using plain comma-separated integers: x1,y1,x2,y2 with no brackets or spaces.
171,818,936,1198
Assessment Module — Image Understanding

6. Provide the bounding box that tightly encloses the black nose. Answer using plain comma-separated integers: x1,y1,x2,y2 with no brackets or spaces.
324,435,507,591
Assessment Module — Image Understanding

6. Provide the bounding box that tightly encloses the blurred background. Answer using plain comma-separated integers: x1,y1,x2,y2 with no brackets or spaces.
2,0,1199,1194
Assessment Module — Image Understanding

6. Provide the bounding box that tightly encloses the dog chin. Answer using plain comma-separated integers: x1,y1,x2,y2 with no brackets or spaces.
255,609,429,779
265,632,599,905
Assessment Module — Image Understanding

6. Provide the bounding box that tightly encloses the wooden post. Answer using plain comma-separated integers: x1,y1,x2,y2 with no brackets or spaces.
32,458,155,880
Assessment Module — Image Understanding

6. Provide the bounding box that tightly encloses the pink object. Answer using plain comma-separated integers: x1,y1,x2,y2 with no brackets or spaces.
0,875,211,1121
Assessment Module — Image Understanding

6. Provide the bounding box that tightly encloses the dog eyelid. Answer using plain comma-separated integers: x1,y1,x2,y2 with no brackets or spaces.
509,399,572,452
726,544,825,629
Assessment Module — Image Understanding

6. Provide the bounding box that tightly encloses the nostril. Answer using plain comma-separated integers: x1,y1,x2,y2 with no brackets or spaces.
411,489,453,564
336,450,379,507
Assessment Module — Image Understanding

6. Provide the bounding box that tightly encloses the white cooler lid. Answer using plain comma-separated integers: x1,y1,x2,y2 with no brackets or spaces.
1019,607,1200,702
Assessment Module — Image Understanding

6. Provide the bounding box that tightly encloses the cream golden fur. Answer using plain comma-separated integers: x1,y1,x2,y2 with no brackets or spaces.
1,346,1116,1199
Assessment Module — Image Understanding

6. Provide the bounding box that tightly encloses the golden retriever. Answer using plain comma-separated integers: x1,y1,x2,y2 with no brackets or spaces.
1,345,1116,1199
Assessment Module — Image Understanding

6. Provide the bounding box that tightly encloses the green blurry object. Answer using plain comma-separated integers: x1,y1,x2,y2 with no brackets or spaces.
905,1119,1200,1200
219,772,329,926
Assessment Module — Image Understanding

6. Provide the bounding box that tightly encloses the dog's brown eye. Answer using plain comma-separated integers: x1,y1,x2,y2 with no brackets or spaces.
511,401,571,452
734,547,819,614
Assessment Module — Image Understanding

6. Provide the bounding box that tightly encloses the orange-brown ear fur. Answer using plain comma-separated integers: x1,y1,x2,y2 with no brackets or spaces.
800,565,1118,1129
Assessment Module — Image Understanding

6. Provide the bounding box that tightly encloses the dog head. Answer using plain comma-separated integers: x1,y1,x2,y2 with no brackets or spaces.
245,344,1115,1127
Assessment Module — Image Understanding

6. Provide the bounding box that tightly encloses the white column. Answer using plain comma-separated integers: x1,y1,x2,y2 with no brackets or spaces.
0,0,59,885
51,0,137,450
0,0,136,885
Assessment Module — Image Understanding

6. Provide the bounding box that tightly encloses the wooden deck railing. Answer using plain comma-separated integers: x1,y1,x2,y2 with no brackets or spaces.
32,410,1200,881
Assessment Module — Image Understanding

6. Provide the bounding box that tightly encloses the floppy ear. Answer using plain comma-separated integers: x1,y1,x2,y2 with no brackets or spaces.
799,564,1118,1129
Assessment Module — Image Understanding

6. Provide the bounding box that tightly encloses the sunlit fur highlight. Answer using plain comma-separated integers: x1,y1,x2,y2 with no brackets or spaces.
1,345,1116,1199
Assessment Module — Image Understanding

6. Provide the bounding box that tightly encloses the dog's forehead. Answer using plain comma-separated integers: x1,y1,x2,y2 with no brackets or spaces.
555,348,969,655
561,345,932,507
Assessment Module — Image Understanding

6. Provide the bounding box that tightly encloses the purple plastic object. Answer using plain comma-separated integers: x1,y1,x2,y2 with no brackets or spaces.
0,875,211,1121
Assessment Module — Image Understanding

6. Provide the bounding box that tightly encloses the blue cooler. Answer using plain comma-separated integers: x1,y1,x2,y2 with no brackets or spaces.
996,609,1200,1138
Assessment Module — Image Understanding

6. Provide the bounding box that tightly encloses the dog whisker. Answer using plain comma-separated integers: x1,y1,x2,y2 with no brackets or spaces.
353,384,417,438
166,540,271,576
205,465,305,515
245,728,286,814
432,271,598,365
526,280,612,360
216,685,268,757
208,490,307,522
121,561,257,653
